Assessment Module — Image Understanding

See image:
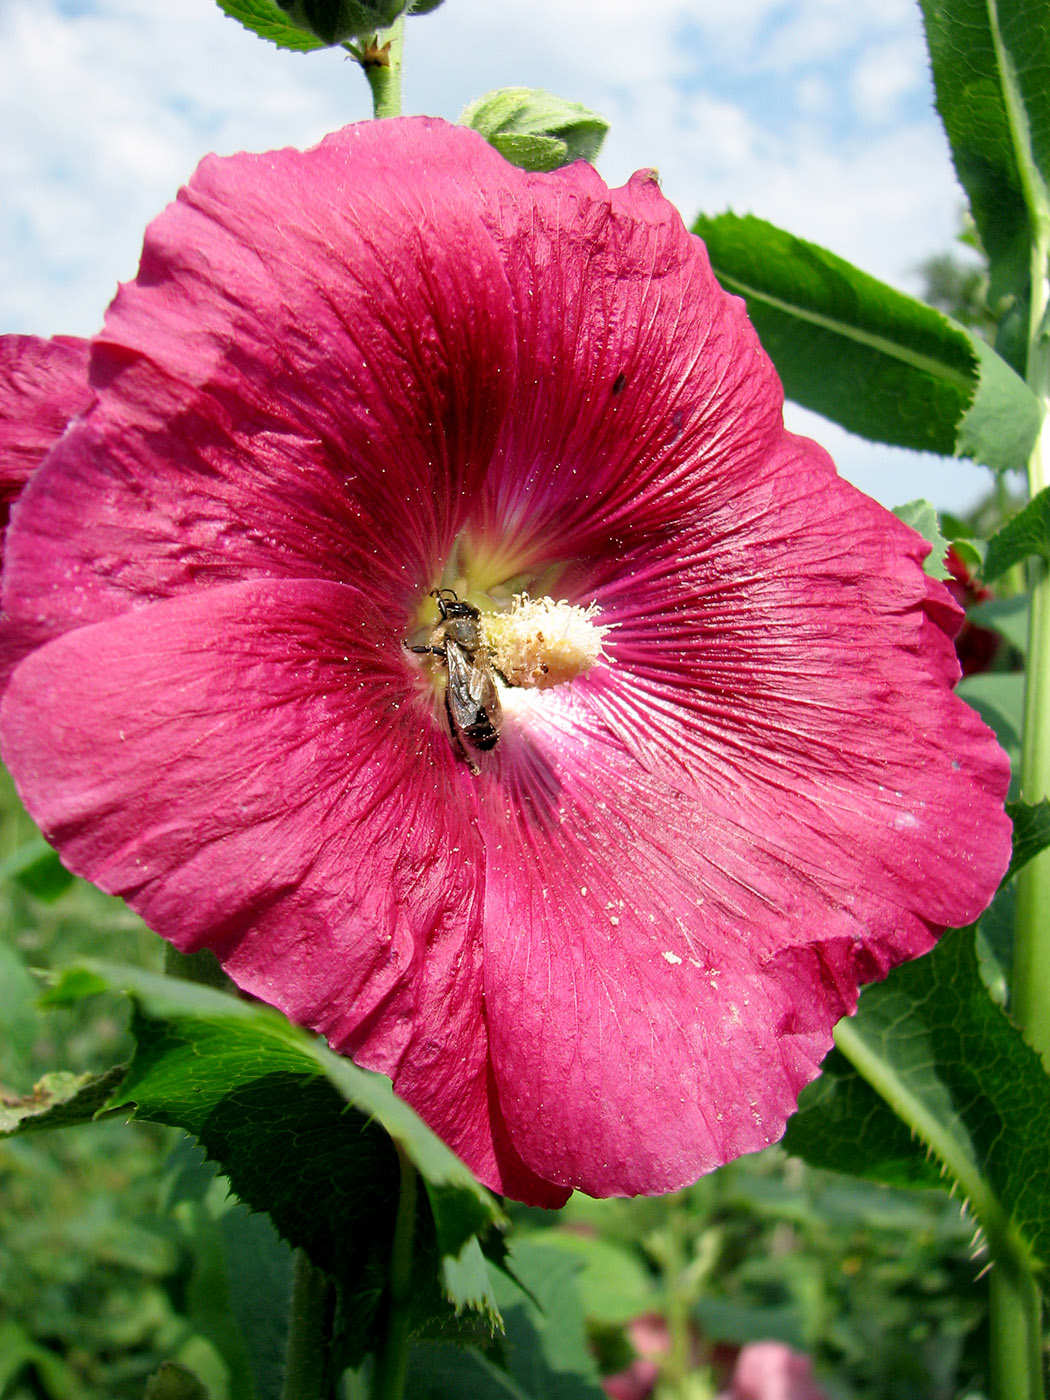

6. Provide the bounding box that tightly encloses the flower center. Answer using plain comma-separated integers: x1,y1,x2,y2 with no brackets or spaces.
482,594,610,690
412,536,612,697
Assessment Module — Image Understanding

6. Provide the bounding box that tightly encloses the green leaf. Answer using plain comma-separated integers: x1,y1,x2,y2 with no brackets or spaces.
407,1241,606,1399
272,0,407,43
691,211,1040,470
785,926,1050,1277
982,487,1050,580
950,535,988,572
161,1134,291,1400
461,89,609,172
976,881,1015,1004
693,1298,807,1351
891,500,951,578
0,1066,126,1134
441,1234,502,1324
918,0,1050,360
0,836,74,901
39,962,505,1356
783,1049,946,1191
214,0,328,49
0,1319,81,1397
217,0,428,49
144,1363,209,1400
512,1232,656,1325
1003,798,1050,884
0,938,44,1089
956,670,1025,787
968,594,1029,652
403,1343,528,1399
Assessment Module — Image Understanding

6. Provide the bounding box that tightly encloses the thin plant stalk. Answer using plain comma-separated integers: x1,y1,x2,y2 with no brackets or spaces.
980,5,1050,1383
370,1147,418,1400
282,1250,337,1400
989,163,1050,1400
1014,227,1050,1072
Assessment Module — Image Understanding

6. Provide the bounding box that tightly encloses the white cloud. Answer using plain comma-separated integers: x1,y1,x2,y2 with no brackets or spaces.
851,37,929,125
0,0,987,511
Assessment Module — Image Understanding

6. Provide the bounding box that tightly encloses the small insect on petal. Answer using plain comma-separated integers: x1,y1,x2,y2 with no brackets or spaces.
409,589,502,771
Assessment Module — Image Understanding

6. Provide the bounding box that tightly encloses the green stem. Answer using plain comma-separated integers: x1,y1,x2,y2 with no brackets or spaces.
362,18,404,119
370,1147,418,1400
994,138,1050,1395
660,1203,692,1390
1014,228,1050,1070
990,1260,1046,1400
282,1249,336,1400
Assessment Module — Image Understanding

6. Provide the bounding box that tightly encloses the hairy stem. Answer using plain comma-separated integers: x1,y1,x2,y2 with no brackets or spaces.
361,17,404,119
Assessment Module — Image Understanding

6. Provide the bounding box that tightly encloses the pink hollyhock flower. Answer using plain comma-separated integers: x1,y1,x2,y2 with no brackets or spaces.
0,335,91,555
602,1314,669,1400
716,1341,829,1400
943,546,1002,676
0,119,1011,1205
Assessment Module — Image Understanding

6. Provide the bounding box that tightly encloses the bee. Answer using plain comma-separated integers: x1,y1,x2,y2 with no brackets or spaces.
409,588,502,770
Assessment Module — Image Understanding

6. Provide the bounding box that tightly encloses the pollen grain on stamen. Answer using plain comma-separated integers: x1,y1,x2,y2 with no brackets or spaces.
482,593,611,690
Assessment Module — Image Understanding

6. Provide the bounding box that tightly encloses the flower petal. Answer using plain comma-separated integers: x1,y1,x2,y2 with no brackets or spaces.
476,446,1010,1196
0,576,562,1204
470,165,782,569
0,121,1011,1204
0,334,91,528
2,120,521,655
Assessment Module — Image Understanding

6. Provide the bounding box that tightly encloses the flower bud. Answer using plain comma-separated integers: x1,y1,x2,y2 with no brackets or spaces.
461,88,609,172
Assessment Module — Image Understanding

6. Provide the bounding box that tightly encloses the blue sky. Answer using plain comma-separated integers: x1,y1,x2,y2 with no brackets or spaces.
1,0,996,512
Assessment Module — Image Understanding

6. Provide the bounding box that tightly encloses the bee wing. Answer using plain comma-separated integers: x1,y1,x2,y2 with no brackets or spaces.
467,653,502,725
445,640,486,731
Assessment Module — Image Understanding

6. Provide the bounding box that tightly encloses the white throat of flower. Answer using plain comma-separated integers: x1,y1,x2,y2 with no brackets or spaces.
482,594,611,690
